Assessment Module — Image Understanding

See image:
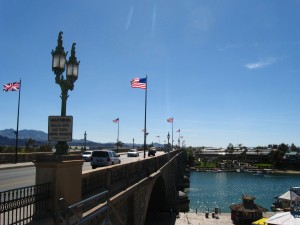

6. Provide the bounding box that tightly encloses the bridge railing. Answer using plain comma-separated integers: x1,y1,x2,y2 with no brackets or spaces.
81,150,180,200
0,183,51,225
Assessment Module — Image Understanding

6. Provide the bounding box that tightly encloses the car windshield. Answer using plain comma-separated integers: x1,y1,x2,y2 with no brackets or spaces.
129,150,136,152
83,151,92,155
93,151,109,157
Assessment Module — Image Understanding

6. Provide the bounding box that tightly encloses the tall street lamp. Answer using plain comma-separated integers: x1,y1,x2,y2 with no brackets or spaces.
51,31,80,155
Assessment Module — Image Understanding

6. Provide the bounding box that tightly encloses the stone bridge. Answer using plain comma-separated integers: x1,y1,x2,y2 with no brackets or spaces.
34,149,189,225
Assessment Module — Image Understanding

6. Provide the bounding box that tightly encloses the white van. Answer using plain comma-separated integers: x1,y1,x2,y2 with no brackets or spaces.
90,150,121,169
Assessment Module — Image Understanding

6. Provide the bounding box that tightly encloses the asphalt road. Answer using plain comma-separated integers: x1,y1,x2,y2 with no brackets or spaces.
0,151,164,192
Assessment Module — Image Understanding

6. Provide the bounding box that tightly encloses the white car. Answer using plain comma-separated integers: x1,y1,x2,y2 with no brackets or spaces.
90,150,121,169
81,151,93,161
127,149,139,157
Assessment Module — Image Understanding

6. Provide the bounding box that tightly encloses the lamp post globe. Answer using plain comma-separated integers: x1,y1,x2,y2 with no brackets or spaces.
51,31,80,155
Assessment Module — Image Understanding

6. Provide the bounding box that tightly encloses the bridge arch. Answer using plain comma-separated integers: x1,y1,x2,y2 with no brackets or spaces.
147,176,167,211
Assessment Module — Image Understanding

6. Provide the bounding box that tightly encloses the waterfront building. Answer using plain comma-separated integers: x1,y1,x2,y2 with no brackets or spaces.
230,195,267,225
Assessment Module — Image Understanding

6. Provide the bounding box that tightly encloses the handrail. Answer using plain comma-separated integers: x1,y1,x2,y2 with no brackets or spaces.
69,190,109,211
59,189,109,225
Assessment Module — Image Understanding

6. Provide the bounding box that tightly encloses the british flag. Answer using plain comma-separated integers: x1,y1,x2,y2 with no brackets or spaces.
167,118,173,123
3,81,20,92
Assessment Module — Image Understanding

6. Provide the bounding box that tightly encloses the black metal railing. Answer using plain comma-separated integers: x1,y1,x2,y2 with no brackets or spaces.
0,183,51,225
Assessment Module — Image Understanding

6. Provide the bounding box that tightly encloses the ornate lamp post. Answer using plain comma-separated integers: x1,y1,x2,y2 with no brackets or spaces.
84,131,87,151
132,138,135,149
51,31,80,155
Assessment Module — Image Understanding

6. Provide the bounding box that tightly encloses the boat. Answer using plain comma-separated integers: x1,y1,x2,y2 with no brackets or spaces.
263,169,274,174
237,168,245,173
253,171,263,176
213,168,222,172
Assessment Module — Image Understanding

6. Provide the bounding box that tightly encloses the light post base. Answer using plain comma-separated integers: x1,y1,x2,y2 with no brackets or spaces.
55,141,69,155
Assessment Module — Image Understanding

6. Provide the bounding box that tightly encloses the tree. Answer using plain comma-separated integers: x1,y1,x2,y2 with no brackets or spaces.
115,141,123,148
290,143,297,152
227,143,234,159
39,144,53,152
25,138,36,152
270,143,289,167
186,149,195,166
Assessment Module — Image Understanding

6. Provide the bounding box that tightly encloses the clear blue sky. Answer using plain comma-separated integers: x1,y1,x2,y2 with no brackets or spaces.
1,0,300,148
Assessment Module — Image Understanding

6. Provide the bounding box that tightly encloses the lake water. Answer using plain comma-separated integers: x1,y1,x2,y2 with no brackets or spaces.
185,171,300,213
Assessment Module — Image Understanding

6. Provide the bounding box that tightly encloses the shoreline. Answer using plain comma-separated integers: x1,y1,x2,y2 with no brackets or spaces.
190,167,300,174
273,169,300,174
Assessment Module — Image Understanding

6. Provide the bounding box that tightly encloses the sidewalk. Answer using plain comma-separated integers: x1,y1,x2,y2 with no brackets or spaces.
0,162,34,170
146,212,275,225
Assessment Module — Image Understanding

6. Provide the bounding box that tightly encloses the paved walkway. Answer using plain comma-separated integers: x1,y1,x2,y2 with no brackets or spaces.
175,212,234,225
146,212,276,225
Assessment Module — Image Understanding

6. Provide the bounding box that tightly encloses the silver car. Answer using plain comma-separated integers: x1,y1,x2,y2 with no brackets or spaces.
127,149,139,157
90,150,121,169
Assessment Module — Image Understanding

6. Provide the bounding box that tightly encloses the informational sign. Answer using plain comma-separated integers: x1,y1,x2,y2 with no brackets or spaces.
48,116,73,142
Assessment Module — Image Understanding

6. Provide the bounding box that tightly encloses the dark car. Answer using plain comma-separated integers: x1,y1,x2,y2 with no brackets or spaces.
148,147,156,157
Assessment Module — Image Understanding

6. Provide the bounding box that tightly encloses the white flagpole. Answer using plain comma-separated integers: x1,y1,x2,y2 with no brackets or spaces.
15,79,21,164
143,75,148,158
171,119,173,150
117,118,119,152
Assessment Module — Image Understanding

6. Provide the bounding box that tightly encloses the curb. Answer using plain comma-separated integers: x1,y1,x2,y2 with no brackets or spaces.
0,163,34,170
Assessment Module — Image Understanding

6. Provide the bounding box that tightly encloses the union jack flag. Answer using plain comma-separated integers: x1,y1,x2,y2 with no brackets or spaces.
167,118,173,123
3,81,20,92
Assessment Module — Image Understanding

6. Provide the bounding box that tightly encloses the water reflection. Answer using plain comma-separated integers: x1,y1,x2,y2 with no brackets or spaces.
185,171,300,213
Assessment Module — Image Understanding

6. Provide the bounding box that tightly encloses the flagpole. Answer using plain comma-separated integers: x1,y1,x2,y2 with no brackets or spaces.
117,118,119,152
143,75,148,158
15,79,21,164
177,129,180,147
171,119,173,150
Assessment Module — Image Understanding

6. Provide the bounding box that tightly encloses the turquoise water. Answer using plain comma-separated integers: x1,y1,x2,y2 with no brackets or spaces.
185,171,300,213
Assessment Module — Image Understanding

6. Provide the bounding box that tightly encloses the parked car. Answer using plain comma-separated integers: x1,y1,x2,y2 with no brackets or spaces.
148,147,156,157
81,151,93,161
127,149,139,157
90,150,121,169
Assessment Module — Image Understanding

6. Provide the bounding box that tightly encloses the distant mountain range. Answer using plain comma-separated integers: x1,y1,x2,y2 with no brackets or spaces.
0,129,146,148
0,129,48,141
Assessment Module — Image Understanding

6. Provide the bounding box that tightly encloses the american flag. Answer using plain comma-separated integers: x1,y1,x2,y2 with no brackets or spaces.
113,118,119,123
131,78,147,89
167,118,173,123
3,81,20,92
